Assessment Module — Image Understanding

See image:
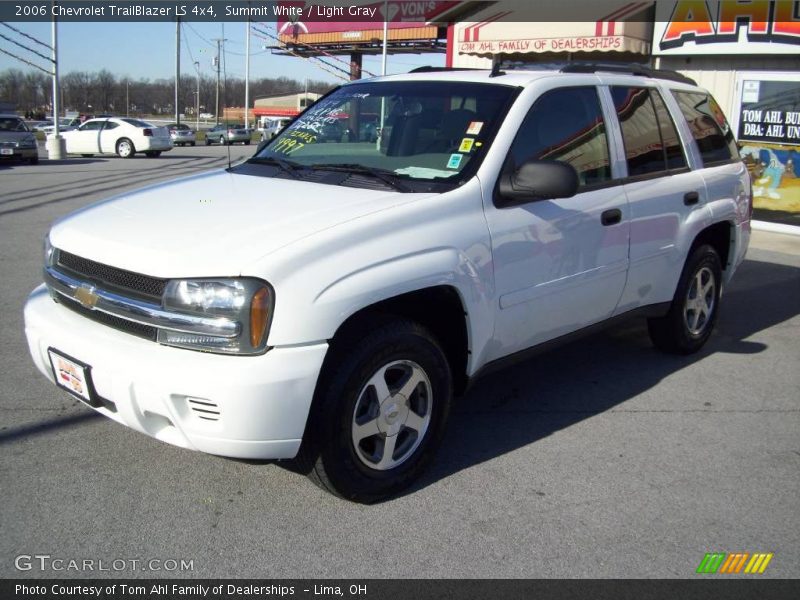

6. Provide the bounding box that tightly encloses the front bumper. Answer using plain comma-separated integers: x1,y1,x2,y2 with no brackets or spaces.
24,284,328,459
0,147,37,160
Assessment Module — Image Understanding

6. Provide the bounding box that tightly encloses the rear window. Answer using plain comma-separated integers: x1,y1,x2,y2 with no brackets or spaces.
121,119,153,128
672,91,739,166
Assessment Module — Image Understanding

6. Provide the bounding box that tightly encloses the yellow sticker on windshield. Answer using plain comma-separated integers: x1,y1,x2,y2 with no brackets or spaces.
459,138,474,153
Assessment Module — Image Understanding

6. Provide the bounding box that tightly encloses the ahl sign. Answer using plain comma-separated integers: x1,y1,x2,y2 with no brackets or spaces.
653,0,800,55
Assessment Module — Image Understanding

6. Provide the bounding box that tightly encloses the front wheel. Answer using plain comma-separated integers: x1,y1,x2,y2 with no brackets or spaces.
204,138,211,146
190,142,195,147
648,244,722,354
297,318,452,503
219,136,226,145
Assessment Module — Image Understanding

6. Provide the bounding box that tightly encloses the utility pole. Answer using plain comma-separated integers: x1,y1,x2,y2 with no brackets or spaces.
126,80,129,117
212,38,226,125
175,18,180,125
194,61,200,131
47,1,65,159
244,18,250,129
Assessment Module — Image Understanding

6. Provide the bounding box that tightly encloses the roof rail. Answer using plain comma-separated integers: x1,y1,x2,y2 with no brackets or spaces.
409,66,484,74
560,63,697,86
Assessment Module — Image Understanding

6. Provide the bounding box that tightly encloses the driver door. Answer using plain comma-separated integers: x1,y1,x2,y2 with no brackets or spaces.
66,121,103,154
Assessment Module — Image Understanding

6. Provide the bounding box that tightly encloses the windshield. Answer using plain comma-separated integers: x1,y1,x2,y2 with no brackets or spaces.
253,81,516,185
0,117,28,132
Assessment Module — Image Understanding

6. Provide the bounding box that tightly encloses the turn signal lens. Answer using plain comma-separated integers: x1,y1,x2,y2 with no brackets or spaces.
250,286,271,348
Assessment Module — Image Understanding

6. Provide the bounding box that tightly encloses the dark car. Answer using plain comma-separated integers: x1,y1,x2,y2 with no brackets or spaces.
0,115,39,164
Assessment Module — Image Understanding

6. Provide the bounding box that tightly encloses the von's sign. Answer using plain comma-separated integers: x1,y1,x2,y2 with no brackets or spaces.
653,0,800,54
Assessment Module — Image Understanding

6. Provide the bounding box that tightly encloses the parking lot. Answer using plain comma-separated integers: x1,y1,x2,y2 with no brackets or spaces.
1,145,798,579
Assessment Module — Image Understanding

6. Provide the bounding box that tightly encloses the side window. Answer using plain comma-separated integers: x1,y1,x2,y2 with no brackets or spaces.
102,122,119,130
506,87,611,188
651,90,687,170
673,91,739,166
611,86,688,177
79,121,103,132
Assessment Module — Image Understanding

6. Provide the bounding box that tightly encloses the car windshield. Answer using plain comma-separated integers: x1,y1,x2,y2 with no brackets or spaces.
254,81,516,183
0,117,28,132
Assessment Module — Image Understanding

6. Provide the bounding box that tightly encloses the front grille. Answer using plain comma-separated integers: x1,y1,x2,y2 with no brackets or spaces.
57,251,167,300
0,141,15,149
58,294,158,341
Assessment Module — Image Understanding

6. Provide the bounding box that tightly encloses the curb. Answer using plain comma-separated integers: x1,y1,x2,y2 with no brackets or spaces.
751,220,800,237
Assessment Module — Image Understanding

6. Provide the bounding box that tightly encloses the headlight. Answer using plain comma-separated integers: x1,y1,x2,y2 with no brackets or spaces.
44,234,56,267
159,278,274,355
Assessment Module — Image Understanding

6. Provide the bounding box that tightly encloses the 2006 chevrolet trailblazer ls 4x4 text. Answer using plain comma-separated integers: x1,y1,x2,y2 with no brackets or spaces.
25,65,751,502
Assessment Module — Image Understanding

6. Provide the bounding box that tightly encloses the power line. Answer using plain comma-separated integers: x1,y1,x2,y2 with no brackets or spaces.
251,26,349,81
0,31,53,64
258,24,375,77
0,22,52,51
0,46,51,75
184,21,215,48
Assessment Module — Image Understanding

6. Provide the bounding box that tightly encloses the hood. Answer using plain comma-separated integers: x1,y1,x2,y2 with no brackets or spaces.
50,168,431,278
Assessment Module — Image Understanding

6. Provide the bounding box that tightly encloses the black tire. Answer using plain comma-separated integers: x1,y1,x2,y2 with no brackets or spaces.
648,244,722,354
219,136,226,145
244,140,251,145
81,154,93,158
29,155,39,164
190,142,195,147
116,138,135,158
145,151,161,158
296,317,452,503
204,138,211,146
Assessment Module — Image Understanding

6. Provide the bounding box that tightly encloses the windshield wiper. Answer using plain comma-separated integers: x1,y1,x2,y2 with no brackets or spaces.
309,163,412,193
247,156,302,179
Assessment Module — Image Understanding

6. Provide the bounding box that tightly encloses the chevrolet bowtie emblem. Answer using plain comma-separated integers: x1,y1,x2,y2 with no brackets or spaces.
74,284,99,309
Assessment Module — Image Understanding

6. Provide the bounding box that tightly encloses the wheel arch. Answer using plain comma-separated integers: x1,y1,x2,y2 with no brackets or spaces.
689,220,733,271
326,285,471,397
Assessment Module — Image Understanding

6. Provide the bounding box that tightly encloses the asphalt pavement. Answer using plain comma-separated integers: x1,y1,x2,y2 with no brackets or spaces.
1,146,798,579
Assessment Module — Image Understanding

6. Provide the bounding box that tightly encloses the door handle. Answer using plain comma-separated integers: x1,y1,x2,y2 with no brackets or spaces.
601,208,622,226
684,191,700,206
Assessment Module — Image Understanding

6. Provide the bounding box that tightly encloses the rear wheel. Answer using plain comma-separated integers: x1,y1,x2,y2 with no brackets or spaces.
190,142,195,147
116,138,135,158
28,155,39,164
204,137,211,146
297,318,452,503
81,154,93,158
244,140,251,145
219,136,226,145
145,151,161,158
648,244,722,354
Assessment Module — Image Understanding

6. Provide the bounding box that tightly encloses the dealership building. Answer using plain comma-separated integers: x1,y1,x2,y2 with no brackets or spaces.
441,1,799,225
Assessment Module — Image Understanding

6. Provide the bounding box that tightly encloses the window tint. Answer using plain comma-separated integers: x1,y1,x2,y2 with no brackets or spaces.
121,118,152,128
651,90,687,170
102,122,119,130
673,91,739,166
612,86,687,176
507,87,611,187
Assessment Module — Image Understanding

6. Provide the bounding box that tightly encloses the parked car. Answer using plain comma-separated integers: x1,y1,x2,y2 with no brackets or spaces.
41,118,81,135
205,123,251,145
260,117,292,141
0,114,39,164
24,65,751,502
166,123,196,147
61,117,172,158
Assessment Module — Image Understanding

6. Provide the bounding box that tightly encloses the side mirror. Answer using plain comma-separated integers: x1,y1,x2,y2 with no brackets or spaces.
496,160,579,208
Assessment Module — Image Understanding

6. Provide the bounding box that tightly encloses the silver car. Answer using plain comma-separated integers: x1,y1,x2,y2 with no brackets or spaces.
205,124,251,145
167,123,197,147
0,115,39,164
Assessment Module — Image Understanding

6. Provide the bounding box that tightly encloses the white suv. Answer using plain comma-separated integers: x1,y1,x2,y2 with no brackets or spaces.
24,65,750,502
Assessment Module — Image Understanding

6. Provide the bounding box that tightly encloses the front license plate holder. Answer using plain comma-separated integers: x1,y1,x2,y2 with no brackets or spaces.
48,348,101,407
0,148,13,155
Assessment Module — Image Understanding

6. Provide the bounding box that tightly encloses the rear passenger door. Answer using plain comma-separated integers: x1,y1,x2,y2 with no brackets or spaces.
610,85,709,313
484,86,630,360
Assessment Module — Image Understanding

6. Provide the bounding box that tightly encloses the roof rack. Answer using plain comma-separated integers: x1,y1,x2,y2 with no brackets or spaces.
560,63,697,86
